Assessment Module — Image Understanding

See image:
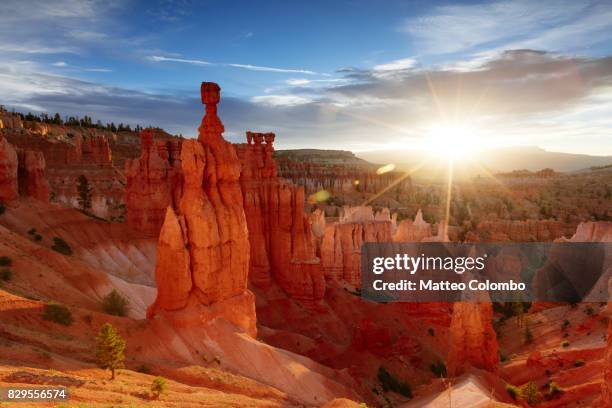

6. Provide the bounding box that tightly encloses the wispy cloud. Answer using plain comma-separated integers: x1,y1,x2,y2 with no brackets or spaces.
401,0,595,55
148,55,321,75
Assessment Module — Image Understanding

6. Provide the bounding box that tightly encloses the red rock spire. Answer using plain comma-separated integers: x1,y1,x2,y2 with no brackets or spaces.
198,82,224,143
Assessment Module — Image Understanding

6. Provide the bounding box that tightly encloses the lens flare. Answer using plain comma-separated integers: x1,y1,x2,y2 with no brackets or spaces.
308,190,330,204
376,163,396,175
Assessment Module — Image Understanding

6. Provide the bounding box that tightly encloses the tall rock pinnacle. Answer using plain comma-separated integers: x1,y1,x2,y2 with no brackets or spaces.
147,83,255,337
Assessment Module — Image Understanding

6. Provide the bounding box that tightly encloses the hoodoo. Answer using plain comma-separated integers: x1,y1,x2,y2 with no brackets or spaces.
447,301,499,377
235,131,324,302
0,134,18,202
17,149,50,202
147,82,256,337
125,128,181,236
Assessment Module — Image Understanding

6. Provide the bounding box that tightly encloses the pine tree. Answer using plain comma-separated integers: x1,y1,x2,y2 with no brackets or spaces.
95,323,126,380
76,175,92,211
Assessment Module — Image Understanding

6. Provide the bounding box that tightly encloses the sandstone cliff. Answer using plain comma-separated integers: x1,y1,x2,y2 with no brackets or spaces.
235,132,324,302
148,82,255,337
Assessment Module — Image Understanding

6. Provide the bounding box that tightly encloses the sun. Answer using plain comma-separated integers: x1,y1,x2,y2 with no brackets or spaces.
421,124,483,160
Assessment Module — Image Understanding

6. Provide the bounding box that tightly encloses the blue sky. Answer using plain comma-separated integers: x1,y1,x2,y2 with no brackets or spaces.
1,0,612,155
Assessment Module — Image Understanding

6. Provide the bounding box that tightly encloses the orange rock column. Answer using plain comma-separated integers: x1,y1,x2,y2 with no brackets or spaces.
148,83,255,337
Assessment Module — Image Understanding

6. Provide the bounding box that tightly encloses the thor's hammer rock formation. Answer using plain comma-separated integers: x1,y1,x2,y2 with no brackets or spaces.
147,83,256,337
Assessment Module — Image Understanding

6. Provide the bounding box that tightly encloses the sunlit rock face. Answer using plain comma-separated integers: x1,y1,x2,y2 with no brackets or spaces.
235,131,324,302
320,206,393,287
447,301,499,377
0,134,18,202
125,128,181,237
17,149,50,202
148,83,256,337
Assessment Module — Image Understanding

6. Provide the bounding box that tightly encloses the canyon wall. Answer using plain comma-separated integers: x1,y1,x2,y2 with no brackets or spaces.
235,132,324,302
276,153,410,197
125,129,181,236
1,115,125,218
147,82,256,337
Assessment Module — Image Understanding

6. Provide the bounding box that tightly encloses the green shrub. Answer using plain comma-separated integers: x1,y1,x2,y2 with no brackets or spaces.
42,302,73,326
34,234,43,241
27,228,37,235
505,383,520,400
0,203,5,215
574,359,584,367
377,366,412,398
430,360,447,378
546,381,563,399
521,381,541,405
51,237,72,255
0,256,12,267
585,306,595,316
1,269,12,281
150,376,167,399
562,319,570,330
561,340,570,348
101,290,129,317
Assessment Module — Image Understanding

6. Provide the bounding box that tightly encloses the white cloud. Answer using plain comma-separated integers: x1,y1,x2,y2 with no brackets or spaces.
373,58,416,72
286,79,312,86
84,67,112,72
53,61,68,67
251,94,312,106
148,55,211,65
